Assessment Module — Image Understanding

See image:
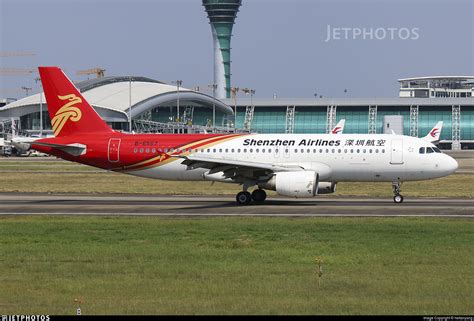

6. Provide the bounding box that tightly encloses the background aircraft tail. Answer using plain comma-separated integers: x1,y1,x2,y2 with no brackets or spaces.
423,121,443,142
331,119,345,134
38,66,113,137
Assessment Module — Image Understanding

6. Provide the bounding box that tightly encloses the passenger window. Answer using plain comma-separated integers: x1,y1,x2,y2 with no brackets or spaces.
213,149,216,153
250,149,253,153
256,149,259,153
207,149,210,153
301,149,304,153
375,149,379,153
238,149,241,153
319,149,323,153
357,149,360,153
325,149,329,153
146,148,150,153
331,149,335,153
344,149,347,153
350,149,353,153
363,149,366,153
369,149,372,153
382,149,385,153
307,149,310,153
152,148,156,153
294,149,298,153
244,149,247,153
313,149,317,153
134,148,138,153
140,148,144,153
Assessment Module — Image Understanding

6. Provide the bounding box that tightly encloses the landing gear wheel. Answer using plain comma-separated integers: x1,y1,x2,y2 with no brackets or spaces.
236,191,252,205
251,189,267,203
392,181,404,204
393,194,404,204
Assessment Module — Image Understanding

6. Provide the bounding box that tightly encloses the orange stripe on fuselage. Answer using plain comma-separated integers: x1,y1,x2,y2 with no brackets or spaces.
115,133,247,173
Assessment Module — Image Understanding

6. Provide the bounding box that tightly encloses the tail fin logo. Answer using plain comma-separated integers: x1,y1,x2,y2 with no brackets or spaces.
331,127,342,134
52,94,82,136
430,128,439,138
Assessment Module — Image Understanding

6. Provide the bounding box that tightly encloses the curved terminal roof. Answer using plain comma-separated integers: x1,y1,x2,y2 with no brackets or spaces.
398,76,474,82
0,76,233,121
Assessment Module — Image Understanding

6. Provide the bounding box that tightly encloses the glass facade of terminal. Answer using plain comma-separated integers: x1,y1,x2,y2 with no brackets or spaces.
236,105,474,142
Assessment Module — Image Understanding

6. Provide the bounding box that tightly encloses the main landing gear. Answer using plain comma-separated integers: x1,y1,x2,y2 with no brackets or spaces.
236,189,267,205
392,181,404,204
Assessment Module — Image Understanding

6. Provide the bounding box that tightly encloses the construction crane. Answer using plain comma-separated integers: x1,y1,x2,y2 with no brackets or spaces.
0,68,37,75
0,51,35,57
77,68,106,78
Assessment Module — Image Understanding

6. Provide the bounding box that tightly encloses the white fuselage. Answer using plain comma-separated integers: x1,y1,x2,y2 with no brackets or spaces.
126,134,458,183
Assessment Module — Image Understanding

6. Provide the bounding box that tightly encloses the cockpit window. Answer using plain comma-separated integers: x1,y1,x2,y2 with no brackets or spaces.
433,147,441,153
419,147,425,154
426,147,434,154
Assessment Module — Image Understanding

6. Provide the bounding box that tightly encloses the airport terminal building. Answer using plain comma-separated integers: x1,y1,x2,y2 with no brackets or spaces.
0,76,473,149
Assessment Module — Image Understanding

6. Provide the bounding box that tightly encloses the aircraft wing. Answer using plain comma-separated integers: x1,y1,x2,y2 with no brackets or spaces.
179,155,304,180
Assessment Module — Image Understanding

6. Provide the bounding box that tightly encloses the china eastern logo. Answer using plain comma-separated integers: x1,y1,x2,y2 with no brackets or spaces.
331,126,342,134
430,128,439,138
51,94,82,136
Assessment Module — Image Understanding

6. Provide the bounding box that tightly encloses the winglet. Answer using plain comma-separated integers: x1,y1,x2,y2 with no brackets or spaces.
423,121,443,142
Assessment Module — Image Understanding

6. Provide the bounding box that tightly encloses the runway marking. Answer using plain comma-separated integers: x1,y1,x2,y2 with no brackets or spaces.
0,212,472,218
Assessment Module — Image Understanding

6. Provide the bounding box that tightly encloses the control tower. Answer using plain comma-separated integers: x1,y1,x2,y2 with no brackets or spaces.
202,0,242,99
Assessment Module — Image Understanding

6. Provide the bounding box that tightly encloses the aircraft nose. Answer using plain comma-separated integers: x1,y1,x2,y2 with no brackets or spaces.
443,155,458,174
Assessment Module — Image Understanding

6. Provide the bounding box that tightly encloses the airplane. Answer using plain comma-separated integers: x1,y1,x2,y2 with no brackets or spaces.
330,119,345,134
11,133,54,154
423,121,443,143
30,66,458,205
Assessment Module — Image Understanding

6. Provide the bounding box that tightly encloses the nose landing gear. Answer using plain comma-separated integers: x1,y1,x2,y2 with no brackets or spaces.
392,181,404,203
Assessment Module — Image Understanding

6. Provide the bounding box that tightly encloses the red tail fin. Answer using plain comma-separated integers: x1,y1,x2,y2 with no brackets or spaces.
38,66,113,137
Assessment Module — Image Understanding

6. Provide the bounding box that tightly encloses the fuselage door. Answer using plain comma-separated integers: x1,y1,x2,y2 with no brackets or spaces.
108,138,121,163
390,139,404,164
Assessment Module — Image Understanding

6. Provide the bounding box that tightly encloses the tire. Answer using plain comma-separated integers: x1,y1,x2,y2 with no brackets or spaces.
236,191,252,205
251,189,267,203
393,194,404,204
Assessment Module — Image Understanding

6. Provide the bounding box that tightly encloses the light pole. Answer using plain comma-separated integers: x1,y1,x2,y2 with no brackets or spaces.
34,77,43,136
129,76,132,133
230,87,239,129
242,88,255,108
174,80,183,122
21,86,32,97
208,83,218,128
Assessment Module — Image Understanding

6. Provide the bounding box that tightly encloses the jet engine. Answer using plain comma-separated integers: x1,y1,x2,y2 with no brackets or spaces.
260,171,319,198
317,182,337,194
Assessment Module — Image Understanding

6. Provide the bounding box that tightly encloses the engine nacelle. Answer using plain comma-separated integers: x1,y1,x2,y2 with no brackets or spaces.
317,182,337,194
261,171,319,198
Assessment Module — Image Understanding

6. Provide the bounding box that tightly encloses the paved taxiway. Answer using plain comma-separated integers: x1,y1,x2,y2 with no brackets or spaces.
0,193,472,217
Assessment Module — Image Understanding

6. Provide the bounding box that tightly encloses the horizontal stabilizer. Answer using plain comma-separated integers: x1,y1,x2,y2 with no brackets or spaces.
31,142,86,157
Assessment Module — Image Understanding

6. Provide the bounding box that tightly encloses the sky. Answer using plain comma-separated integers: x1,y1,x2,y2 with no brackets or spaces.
0,0,473,99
